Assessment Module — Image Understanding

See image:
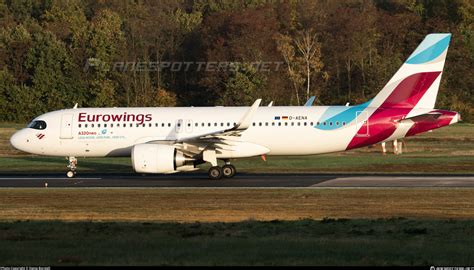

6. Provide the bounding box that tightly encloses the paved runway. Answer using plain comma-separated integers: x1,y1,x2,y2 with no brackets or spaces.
0,173,473,188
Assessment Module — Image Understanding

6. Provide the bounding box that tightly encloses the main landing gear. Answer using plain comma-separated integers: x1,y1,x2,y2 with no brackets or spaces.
66,156,77,178
208,163,236,180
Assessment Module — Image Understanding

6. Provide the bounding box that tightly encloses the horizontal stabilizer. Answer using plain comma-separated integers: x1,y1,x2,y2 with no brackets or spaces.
398,112,442,123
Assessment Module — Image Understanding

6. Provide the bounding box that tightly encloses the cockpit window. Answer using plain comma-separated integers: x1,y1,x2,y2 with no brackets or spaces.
28,120,47,130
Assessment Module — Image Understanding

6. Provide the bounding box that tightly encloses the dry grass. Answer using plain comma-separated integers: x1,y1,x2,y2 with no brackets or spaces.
1,188,473,222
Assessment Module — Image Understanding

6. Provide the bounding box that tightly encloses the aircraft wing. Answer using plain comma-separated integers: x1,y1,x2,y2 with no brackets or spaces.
145,99,262,157
175,98,262,142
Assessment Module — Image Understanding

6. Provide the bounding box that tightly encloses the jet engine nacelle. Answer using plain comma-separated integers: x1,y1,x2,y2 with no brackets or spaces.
131,144,188,173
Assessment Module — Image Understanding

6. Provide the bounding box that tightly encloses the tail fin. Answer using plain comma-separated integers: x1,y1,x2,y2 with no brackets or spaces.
370,33,451,109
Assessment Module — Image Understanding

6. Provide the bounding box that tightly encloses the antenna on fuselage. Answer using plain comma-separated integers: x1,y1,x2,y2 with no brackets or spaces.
73,103,78,109
268,101,273,107
345,102,350,106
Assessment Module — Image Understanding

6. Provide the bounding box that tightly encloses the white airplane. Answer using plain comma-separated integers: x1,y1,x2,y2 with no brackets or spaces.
10,33,460,179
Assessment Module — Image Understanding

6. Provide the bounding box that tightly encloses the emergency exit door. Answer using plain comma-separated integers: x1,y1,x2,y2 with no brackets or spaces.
60,114,74,139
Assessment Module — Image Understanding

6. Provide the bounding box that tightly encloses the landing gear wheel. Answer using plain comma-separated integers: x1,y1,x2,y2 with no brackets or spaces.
208,166,223,180
222,164,236,178
66,157,78,179
66,170,75,178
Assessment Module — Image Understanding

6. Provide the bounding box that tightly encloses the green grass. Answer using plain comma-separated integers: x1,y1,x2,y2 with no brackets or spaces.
0,154,473,174
0,156,133,173
0,219,473,266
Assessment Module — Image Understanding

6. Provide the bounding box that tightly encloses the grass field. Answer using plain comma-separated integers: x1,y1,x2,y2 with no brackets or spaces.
1,188,473,222
0,123,473,174
1,218,473,266
0,188,474,266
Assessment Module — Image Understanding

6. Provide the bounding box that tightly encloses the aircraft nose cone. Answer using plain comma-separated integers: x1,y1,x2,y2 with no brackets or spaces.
10,131,21,150
10,130,28,152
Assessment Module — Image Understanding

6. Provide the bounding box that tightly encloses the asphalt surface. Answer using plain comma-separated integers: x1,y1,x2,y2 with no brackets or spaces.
0,173,473,188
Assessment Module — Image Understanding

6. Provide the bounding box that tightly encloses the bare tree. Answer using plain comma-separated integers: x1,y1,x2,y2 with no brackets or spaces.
294,30,324,101
276,29,324,105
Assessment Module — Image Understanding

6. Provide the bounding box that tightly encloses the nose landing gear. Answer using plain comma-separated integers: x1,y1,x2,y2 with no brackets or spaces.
66,156,77,178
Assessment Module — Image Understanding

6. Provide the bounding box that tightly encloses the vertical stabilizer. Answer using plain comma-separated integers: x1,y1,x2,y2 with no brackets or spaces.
370,33,451,110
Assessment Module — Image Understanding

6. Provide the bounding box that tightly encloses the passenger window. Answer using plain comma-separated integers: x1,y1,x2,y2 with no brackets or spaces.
259,122,262,126
278,122,281,126
285,122,288,126
297,122,300,126
98,124,101,128
252,123,255,126
168,123,171,127
91,124,94,127
104,124,107,128
220,123,224,127
85,124,88,128
342,122,346,126
78,124,81,128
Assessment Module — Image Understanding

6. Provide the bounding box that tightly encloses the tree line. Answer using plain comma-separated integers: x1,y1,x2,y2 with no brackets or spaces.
0,0,473,122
